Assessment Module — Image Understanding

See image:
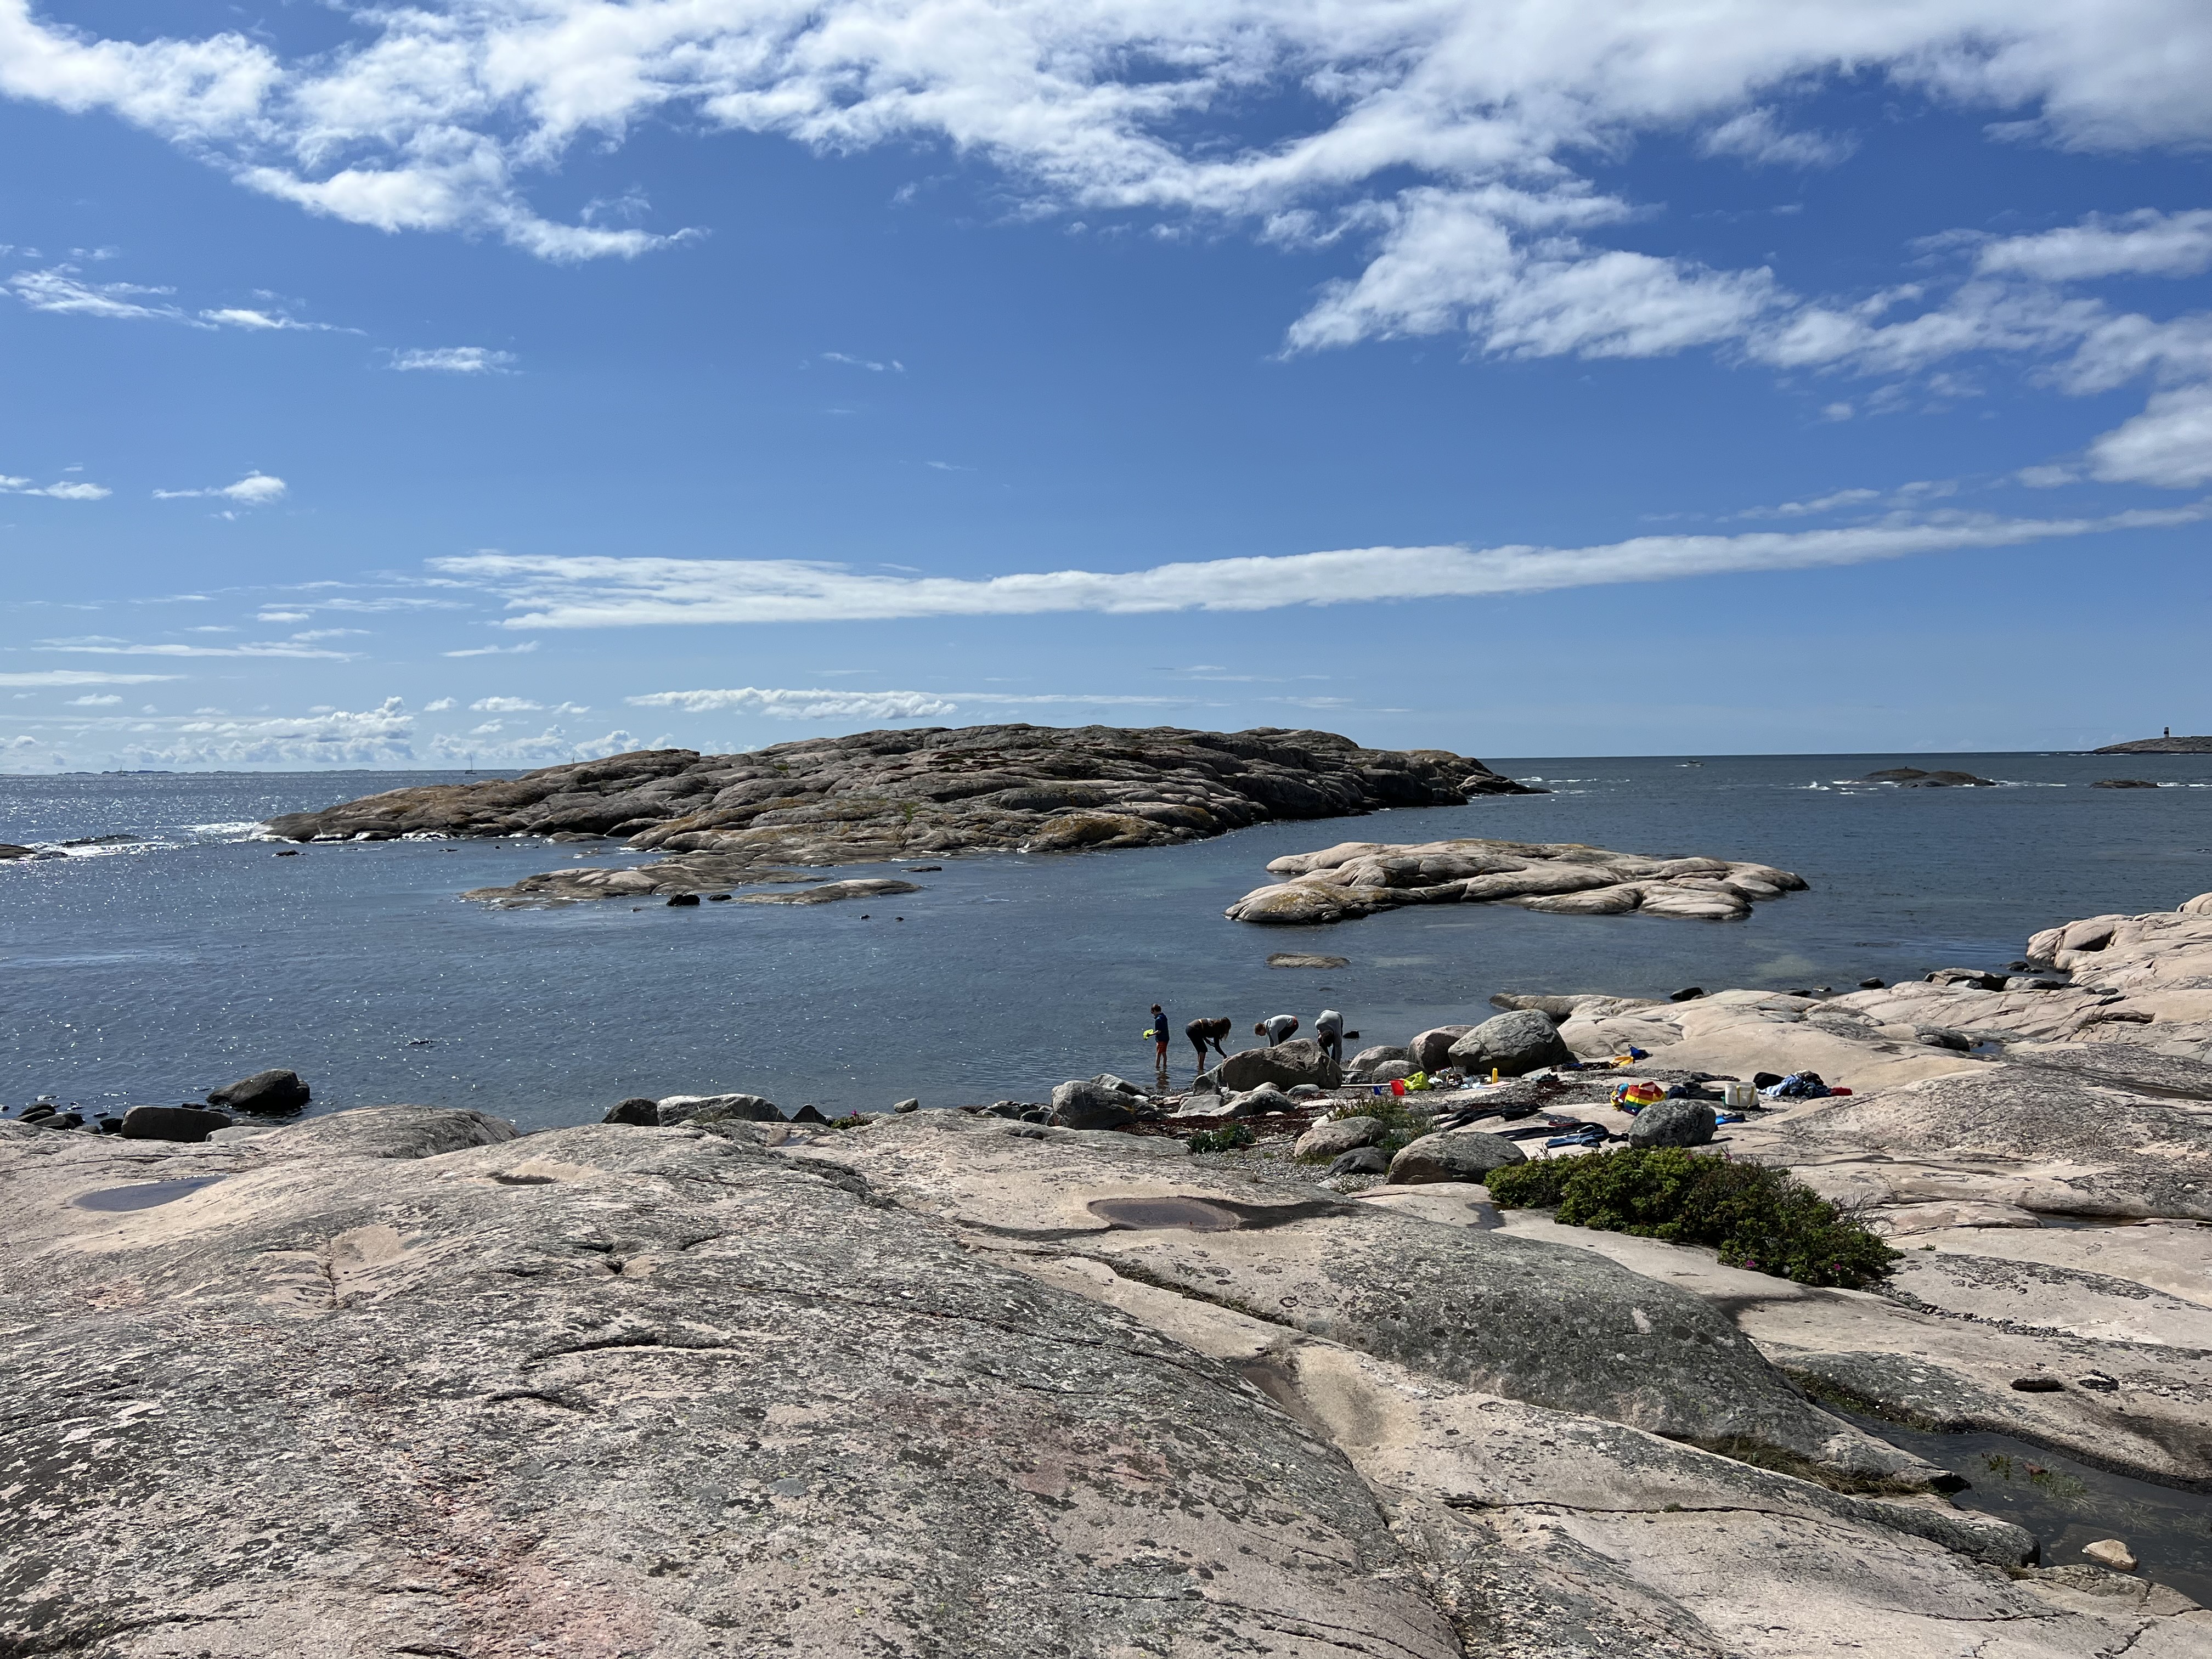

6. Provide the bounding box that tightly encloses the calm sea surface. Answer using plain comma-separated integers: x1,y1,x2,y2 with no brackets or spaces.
4,752,2210,1127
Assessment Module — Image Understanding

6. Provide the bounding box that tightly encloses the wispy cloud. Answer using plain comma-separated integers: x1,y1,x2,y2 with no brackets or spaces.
154,472,287,506
0,474,110,500
390,347,515,374
443,640,540,657
822,352,904,373
66,693,122,706
0,670,184,687
470,695,591,713
628,686,1203,721
438,503,2210,629
36,635,358,659
5,265,184,323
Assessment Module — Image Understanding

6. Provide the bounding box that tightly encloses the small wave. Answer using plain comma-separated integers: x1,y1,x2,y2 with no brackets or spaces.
182,820,275,842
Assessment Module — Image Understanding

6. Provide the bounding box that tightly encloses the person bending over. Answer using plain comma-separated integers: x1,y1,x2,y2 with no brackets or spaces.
1314,1008,1345,1065
1256,1013,1300,1046
1186,1016,1232,1069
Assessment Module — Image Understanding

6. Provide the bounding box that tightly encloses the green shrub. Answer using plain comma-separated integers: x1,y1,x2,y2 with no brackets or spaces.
1188,1123,1256,1153
1480,1147,1895,1289
1481,1158,1578,1209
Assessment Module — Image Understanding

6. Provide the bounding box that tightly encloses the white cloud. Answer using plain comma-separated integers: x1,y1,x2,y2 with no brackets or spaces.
153,472,286,505
0,474,110,499
440,503,2209,628
471,695,543,712
198,306,347,331
37,635,357,659
1699,107,1856,168
1974,209,2212,282
2086,385,2212,488
65,693,122,705
255,611,311,624
425,725,637,764
630,687,960,720
633,686,1206,721
5,264,185,322
1,0,2207,287
424,697,458,712
98,699,417,768
0,670,183,686
443,640,540,657
822,352,903,372
390,347,515,374
288,628,368,641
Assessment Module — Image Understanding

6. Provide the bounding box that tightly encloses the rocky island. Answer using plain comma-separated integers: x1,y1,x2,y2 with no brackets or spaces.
1225,837,1808,924
2095,735,2212,754
262,725,1539,905
10,891,2212,1653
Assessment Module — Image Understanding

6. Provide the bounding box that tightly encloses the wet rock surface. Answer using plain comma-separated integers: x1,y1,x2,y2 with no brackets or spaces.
1227,837,1807,926
264,724,1534,904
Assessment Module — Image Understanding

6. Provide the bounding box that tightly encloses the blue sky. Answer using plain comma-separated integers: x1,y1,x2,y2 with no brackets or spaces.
2,0,2208,770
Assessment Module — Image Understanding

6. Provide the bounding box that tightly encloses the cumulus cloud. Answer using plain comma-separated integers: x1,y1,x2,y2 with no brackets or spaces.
153,472,286,505
424,697,458,712
425,726,638,764
105,698,417,768
1,0,2207,285
2086,385,2212,487
438,503,2210,628
390,347,515,374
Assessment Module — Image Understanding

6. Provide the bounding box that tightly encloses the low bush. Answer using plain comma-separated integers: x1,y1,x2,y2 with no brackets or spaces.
1188,1122,1256,1153
1481,1147,1895,1289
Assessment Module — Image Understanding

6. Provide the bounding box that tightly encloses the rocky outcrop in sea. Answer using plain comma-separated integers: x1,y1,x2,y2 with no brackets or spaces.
262,724,1538,905
1225,836,1808,924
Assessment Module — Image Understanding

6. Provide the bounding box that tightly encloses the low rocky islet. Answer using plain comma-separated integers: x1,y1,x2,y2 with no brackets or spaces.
1225,836,1809,926
257,723,1539,905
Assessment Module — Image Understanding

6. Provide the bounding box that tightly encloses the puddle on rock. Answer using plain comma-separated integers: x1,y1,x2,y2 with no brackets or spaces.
1086,1195,1349,1232
1089,1197,1243,1231
1847,1411,2212,1605
71,1176,225,1211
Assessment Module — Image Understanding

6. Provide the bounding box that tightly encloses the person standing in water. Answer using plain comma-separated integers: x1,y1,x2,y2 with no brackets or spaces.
1314,1008,1345,1066
1149,1005,1170,1084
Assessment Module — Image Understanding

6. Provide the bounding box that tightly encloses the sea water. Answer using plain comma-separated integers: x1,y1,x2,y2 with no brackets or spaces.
3,751,2210,1127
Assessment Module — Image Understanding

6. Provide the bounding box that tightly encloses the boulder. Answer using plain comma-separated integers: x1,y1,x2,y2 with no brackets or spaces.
0,843,37,860
658,1093,782,1125
120,1105,234,1143
788,1104,831,1124
2082,1539,2138,1571
1446,1010,1571,1077
1348,1044,1407,1075
1203,1039,1342,1093
1267,952,1350,968
893,1098,921,1114
1626,1099,1717,1148
1388,1130,1527,1186
604,1097,662,1126
1328,1146,1390,1176
1090,1073,1147,1097
205,1068,311,1115
1369,1061,1417,1083
204,1105,518,1158
1927,967,2006,991
1049,1080,1137,1131
1296,1116,1386,1161
1223,1085,1298,1117
1407,1026,1476,1073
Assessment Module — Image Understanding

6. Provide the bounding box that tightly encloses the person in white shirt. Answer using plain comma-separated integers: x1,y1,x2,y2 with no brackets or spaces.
1314,1008,1345,1065
1255,1013,1300,1046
